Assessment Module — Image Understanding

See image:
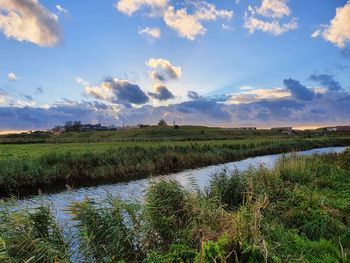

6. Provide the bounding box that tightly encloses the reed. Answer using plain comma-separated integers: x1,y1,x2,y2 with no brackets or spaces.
1,136,349,197
0,149,349,262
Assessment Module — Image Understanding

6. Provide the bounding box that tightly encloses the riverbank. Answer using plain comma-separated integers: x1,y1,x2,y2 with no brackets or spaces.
1,136,350,197
1,147,349,262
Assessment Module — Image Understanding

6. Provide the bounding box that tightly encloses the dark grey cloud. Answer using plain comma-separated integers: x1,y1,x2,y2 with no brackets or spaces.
85,78,149,105
175,98,231,120
0,101,117,130
109,79,149,104
35,87,44,94
309,74,341,91
150,71,166,82
148,85,175,101
283,78,315,101
1,76,350,130
187,91,201,100
22,94,33,101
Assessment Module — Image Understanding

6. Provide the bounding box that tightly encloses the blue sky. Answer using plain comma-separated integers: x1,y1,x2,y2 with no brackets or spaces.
0,0,349,131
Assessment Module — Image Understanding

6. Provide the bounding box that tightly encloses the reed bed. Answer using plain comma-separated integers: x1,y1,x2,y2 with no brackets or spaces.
1,148,349,262
1,136,349,197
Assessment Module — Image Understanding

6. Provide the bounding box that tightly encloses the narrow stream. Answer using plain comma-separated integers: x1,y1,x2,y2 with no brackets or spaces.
1,146,346,224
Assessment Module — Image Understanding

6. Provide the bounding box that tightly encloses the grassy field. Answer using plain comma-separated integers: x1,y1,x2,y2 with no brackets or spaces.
0,134,349,197
0,125,347,144
1,148,349,262
0,126,350,197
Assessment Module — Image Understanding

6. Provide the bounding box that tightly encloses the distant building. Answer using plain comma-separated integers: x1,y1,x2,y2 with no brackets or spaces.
231,127,257,131
52,123,116,133
271,127,293,131
282,130,297,136
325,126,350,132
80,124,98,132
326,127,337,132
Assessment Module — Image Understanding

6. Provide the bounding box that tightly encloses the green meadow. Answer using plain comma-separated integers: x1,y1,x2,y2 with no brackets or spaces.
0,127,349,196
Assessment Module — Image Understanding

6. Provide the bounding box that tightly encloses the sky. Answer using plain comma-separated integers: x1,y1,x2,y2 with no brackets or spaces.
0,0,350,131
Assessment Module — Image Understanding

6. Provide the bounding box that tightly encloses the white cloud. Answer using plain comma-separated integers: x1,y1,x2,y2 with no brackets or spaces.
193,1,233,21
56,4,68,15
7,72,18,81
146,58,182,81
85,82,113,101
312,0,350,48
138,27,161,39
256,0,290,18
115,0,233,41
0,89,7,105
221,23,234,31
76,77,90,86
228,88,291,104
311,28,322,38
115,0,168,16
244,14,297,35
244,0,297,35
163,6,205,41
164,2,233,40
0,0,62,47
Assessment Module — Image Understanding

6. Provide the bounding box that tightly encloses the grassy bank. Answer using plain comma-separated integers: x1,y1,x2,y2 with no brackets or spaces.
0,126,348,144
1,148,349,262
1,136,350,197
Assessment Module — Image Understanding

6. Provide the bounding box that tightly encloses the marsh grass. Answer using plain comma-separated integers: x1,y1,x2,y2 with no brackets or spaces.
0,206,71,262
1,136,349,197
1,149,350,262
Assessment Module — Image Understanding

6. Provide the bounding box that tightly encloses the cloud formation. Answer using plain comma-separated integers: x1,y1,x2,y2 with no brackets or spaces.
76,77,90,86
164,2,233,40
187,91,201,100
1,77,350,130
312,0,350,48
35,87,43,94
138,27,161,39
85,78,149,105
0,88,8,106
0,101,119,130
256,0,290,18
7,72,18,81
283,78,315,101
116,0,233,40
115,0,168,16
56,4,68,15
146,58,182,82
309,74,342,91
244,0,297,35
148,85,174,101
228,87,290,104
0,0,62,47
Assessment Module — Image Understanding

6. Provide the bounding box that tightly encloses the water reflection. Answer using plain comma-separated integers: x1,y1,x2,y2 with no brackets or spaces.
3,146,346,223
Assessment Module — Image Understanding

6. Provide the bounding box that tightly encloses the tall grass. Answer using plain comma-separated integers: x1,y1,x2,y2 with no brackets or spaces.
1,136,349,197
0,149,350,262
0,206,71,262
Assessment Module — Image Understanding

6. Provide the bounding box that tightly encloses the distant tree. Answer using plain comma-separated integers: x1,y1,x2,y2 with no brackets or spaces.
158,119,167,127
72,121,82,131
52,126,63,134
65,121,81,132
64,121,73,131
